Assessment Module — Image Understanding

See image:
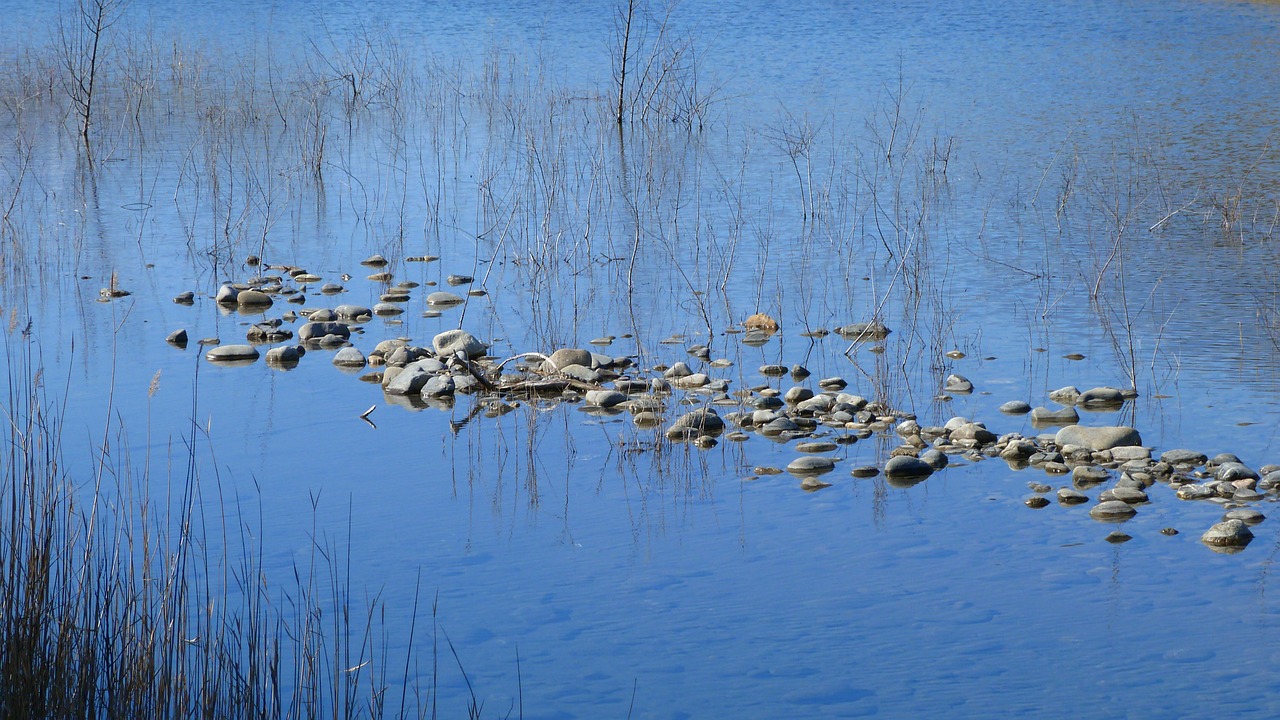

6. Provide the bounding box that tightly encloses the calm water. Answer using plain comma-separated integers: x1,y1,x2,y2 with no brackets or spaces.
5,1,1280,717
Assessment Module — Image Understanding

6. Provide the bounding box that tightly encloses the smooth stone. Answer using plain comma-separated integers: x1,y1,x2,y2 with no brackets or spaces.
884,455,934,479
425,291,465,306
265,345,303,365
944,374,973,393
784,386,814,404
373,302,404,315
1104,531,1132,544
1161,449,1207,466
307,308,338,322
446,274,473,285
818,377,848,390
1108,446,1151,461
432,329,488,359
1089,500,1137,521
1025,496,1050,509
205,344,259,362
360,254,388,266
332,346,366,368
1057,488,1089,504
421,374,456,397
543,348,593,371
215,285,241,304
559,364,601,383
1048,386,1081,404
1055,425,1141,451
237,289,272,307
633,411,662,428
1108,486,1149,504
850,465,880,478
800,477,832,491
1201,519,1254,548
669,409,726,435
920,448,949,470
335,304,373,320
1215,462,1260,483
1077,386,1125,407
786,456,836,476
795,441,839,453
321,283,345,294
999,400,1032,414
585,390,627,408
670,373,710,389
1030,406,1080,424
298,321,351,342
173,291,195,304
1224,508,1266,525
166,329,188,347
383,364,430,395
834,321,891,341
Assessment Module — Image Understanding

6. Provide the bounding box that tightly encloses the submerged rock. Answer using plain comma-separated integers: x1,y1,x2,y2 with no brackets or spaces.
166,329,188,347
1055,425,1141,451
787,455,836,476
1089,500,1137,521
668,409,726,436
332,346,366,368
1030,406,1080,424
205,344,259,362
944,374,974,394
999,400,1032,414
884,455,934,479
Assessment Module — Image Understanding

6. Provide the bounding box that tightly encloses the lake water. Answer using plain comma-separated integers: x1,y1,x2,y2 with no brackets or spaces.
5,0,1280,717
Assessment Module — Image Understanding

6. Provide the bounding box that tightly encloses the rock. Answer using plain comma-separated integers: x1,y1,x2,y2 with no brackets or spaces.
421,374,456,397
585,390,627,408
783,386,814,405
669,409,726,436
920,448,949,470
1224,508,1266,525
1108,446,1151,462
1089,500,1137,521
384,363,430,395
818,377,848,391
360,254,388,266
298,321,351,343
950,422,997,446
834,321,891,341
432,329,487,359
670,373,710,389
373,302,404,316
215,285,241,304
1072,466,1110,485
1104,531,1132,544
1048,386,1081,404
1161,449,1207,466
446,274,473,285
1025,496,1050,509
1201,519,1254,548
787,456,836,476
166,329,188,347
332,346,366,368
307,308,338,322
542,348,593,371
558,364,601,383
335,304,373,320
1215,462,1259,483
884,455,934,479
663,361,693,378
265,345,303,366
1030,406,1080,424
796,441,839,453
999,400,1032,414
944,374,973,393
800,477,832,491
237,289,273,308
1106,486,1149,504
173,291,195,304
743,313,779,332
1077,386,1125,407
205,344,259,362
1057,488,1089,504
1054,425,1141,451
851,465,880,478
425,291,465,306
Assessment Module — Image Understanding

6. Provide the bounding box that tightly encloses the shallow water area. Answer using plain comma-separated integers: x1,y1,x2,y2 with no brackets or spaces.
6,0,1280,717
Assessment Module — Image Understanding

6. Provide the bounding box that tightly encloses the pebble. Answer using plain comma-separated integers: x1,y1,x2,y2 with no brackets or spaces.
1054,425,1141,451
205,344,259,362
850,465,880,478
944,374,973,393
787,456,836,476
426,291,465,306
999,400,1032,414
173,291,195,304
332,346,366,368
884,455,934,479
1089,500,1137,521
1201,519,1254,548
166,329,188,347
1223,508,1266,525
1030,406,1079,424
1025,496,1050,509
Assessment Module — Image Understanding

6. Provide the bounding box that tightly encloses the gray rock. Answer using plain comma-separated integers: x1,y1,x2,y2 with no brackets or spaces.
834,321,891,341
421,374,456,397
542,348,593,371
669,409,726,435
425,291,465,306
265,345,303,365
237,289,273,307
1215,462,1260,483
298,321,351,342
205,344,259,362
884,455,934,479
944,374,973,393
1072,465,1110,485
373,302,404,316
1201,519,1254,548
1048,386,1081,404
432,329,487,359
1161,449,1207,466
851,465,880,478
663,361,694,378
1054,425,1141,451
787,456,836,476
332,346,366,368
1077,386,1125,407
335,304,373,320
215,285,241,304
307,308,338,322
784,386,814,405
166,329,188,347
559,364,601,383
950,422,997,446
920,448,949,470
670,373,710,389
999,400,1032,414
1057,488,1089,504
585,389,627,408
1030,406,1080,424
1089,500,1137,521
818,377,848,391
384,363,430,395
1224,508,1266,525
173,291,195,304
796,441,839,453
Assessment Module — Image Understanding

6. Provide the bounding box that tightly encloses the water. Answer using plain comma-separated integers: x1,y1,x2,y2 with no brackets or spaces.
5,0,1280,717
